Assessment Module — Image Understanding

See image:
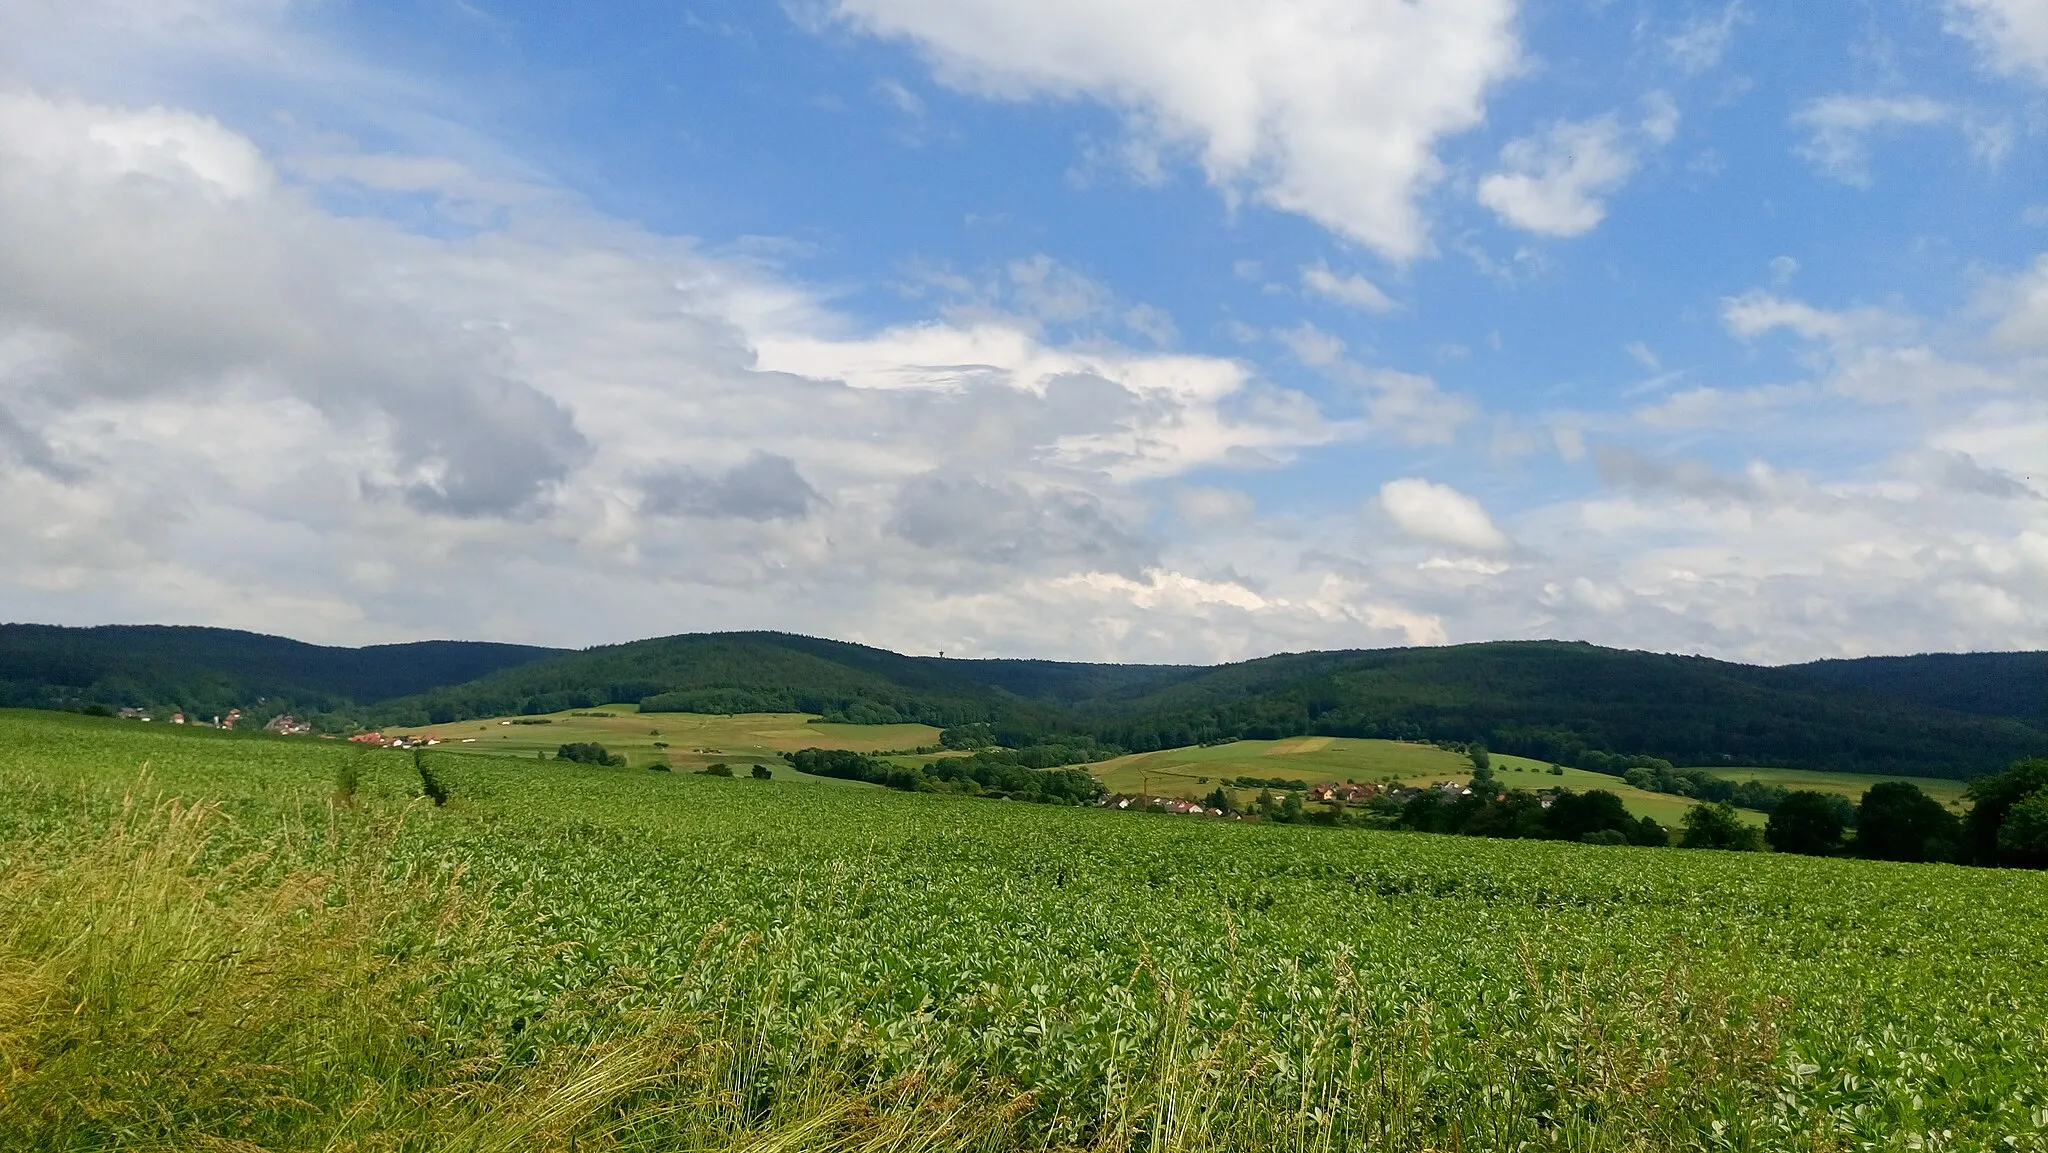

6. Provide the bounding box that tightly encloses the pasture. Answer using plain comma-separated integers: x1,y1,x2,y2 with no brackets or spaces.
4,708,2047,1151
389,704,944,775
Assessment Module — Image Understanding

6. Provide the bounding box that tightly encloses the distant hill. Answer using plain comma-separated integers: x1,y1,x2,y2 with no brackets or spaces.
1070,641,2048,779
0,624,560,720
380,632,1191,729
8,622,2043,779
1778,652,2047,724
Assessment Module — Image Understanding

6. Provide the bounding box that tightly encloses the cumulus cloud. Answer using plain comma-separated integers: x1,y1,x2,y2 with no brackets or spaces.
1377,478,1511,552
1476,99,1675,237
887,473,1153,574
1945,0,2048,82
641,453,822,521
4,0,2046,667
826,0,1520,260
0,92,595,517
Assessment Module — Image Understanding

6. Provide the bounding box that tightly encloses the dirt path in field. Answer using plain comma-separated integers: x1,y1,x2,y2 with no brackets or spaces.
1264,736,1333,756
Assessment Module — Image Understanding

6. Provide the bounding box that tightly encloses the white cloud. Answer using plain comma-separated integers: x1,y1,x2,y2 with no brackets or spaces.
6,0,2047,667
1945,0,2048,82
827,0,1521,260
1665,3,1749,75
1476,103,1673,237
1719,290,1907,346
1789,95,1957,186
1175,485,1256,527
1985,254,2048,354
1378,478,1511,552
1274,322,1346,367
1300,263,1396,312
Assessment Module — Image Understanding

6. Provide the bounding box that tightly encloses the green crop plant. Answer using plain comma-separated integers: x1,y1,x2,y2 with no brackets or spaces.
1,707,2045,1151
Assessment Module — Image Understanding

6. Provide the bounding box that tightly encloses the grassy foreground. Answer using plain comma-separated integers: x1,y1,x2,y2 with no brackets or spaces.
3,709,2047,1151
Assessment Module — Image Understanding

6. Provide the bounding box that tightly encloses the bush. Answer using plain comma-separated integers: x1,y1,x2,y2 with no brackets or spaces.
699,763,733,778
1994,793,2048,868
1680,803,1763,851
1765,791,1854,856
751,764,772,780
1962,759,2048,866
555,743,624,767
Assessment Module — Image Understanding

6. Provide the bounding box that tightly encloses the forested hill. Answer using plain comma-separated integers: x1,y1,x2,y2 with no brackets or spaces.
1776,652,2047,724
8,622,2045,779
372,632,2048,779
1071,641,2048,779
380,632,1196,729
0,624,559,720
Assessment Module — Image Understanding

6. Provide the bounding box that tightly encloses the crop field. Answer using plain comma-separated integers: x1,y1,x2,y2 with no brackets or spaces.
3,707,2047,1152
1092,739,1721,824
388,705,945,774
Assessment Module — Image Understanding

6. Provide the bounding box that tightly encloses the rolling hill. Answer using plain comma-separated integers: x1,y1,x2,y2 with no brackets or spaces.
0,623,560,719
7,623,2044,779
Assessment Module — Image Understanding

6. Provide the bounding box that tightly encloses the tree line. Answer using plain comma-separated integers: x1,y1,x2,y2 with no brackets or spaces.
1208,756,2048,868
782,747,1104,805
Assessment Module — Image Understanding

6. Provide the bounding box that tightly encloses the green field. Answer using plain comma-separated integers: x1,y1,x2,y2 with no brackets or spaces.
1092,739,1733,825
389,704,944,776
1701,765,1973,809
4,708,2046,1151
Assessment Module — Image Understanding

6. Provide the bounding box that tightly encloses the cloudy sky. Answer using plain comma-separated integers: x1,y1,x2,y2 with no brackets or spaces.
1,0,2044,664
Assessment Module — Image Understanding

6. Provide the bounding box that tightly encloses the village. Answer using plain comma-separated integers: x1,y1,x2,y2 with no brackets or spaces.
1096,778,1486,819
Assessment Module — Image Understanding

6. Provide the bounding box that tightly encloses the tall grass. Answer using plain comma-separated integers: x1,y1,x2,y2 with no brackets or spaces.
0,795,1024,1151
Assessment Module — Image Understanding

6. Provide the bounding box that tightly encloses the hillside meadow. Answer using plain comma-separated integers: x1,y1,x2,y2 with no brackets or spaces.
3,708,2046,1151
1703,765,1971,810
389,704,945,774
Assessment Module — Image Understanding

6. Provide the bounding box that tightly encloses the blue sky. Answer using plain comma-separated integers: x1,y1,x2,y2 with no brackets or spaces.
0,0,2044,663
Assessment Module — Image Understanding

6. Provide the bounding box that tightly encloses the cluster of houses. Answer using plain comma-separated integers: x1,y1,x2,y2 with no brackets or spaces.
1098,778,1497,820
263,714,313,735
346,731,443,749
117,707,243,729
1097,794,1231,817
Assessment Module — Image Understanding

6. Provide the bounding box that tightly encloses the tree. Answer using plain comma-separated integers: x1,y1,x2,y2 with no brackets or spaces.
751,763,772,780
1545,789,1633,842
1995,792,2048,868
555,742,623,766
1680,802,1763,851
1202,786,1234,814
1853,782,1959,862
1468,745,1491,774
699,762,733,777
1961,759,2048,866
1766,791,1853,856
1279,791,1304,823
